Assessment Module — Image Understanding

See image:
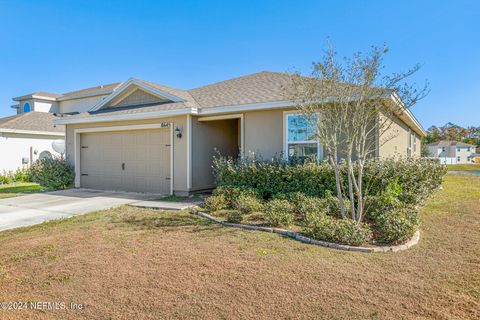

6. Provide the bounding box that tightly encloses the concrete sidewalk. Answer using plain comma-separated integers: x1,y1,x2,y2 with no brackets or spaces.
129,198,203,211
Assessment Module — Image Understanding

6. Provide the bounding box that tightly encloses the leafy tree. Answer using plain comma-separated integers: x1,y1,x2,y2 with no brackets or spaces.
425,123,480,147
286,44,428,222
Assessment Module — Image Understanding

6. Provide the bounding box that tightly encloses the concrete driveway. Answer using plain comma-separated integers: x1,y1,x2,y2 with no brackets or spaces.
0,189,157,232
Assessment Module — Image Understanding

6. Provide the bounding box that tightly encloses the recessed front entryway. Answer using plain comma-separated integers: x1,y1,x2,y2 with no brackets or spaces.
78,127,172,194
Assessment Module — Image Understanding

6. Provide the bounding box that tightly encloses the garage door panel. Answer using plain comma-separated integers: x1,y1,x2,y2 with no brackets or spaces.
80,128,171,194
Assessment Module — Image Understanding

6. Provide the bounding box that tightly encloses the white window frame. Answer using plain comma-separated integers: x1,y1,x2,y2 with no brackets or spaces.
283,111,323,162
413,133,417,153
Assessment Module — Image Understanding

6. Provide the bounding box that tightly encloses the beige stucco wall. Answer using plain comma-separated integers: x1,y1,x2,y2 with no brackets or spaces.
191,117,239,190
378,113,421,158
65,115,189,193
243,109,420,160
59,95,109,114
64,106,422,195
243,109,290,159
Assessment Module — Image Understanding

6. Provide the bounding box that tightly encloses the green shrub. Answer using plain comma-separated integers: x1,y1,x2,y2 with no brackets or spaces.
13,168,31,182
0,172,13,184
364,180,419,244
234,194,264,214
213,156,446,207
213,156,336,199
374,208,418,244
264,199,295,227
245,212,264,221
303,216,372,246
274,192,328,218
321,192,351,218
273,191,354,220
213,185,259,208
364,158,447,206
28,158,74,190
225,211,243,223
204,194,228,212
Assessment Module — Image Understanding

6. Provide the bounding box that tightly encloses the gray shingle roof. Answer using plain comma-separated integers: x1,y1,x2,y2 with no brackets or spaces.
60,82,121,99
54,72,294,121
0,112,64,134
427,140,475,147
140,80,199,108
188,71,292,108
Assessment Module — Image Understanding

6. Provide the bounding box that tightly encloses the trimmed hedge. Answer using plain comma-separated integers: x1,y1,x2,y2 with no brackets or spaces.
213,157,337,199
213,156,446,205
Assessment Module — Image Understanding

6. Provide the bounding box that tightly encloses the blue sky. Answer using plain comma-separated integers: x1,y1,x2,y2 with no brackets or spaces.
0,0,478,128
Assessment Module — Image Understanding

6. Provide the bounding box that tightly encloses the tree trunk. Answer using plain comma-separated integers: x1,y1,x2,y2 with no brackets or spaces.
356,163,364,222
330,153,346,219
347,156,356,220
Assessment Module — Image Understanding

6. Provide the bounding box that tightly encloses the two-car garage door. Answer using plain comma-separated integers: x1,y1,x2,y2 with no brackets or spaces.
80,129,171,194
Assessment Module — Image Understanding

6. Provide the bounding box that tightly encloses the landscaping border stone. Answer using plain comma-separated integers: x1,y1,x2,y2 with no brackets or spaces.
191,209,420,253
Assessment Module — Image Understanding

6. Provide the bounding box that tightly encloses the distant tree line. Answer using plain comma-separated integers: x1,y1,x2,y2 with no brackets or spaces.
423,122,480,147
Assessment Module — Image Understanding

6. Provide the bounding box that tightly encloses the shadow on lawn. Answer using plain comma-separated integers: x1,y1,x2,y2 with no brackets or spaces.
112,211,221,233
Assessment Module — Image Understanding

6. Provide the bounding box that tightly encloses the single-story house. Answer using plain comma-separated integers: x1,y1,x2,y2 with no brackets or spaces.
0,112,65,172
427,140,476,164
10,71,424,195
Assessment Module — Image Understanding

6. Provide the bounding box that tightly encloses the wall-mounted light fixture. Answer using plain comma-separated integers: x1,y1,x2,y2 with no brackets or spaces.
175,127,182,138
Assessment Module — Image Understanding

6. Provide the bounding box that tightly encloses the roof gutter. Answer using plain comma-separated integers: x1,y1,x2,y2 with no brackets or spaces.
53,107,197,125
13,95,58,102
390,92,427,137
0,129,65,136
52,95,426,138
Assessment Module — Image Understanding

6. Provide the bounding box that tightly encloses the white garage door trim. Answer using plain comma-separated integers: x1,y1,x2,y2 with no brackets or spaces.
74,123,174,194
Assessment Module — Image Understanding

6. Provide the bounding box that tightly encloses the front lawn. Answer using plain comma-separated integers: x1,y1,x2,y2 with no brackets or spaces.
447,163,480,171
0,174,478,319
0,182,44,199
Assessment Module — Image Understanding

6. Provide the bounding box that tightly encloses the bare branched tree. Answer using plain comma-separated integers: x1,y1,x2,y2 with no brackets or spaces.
286,44,429,222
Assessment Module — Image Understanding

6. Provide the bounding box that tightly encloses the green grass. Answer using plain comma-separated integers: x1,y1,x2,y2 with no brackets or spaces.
0,175,478,319
0,182,44,199
446,163,480,171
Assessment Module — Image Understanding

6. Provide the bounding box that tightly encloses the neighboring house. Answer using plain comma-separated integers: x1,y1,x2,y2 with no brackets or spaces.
470,147,480,164
11,71,424,195
0,112,65,172
427,140,476,164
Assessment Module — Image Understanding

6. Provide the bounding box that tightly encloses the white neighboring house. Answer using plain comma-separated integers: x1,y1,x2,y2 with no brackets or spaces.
427,140,476,164
0,112,65,173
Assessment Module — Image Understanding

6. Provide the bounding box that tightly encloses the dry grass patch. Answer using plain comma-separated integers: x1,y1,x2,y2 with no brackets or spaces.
0,174,479,320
